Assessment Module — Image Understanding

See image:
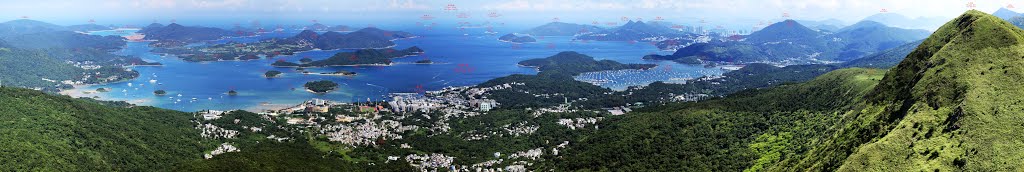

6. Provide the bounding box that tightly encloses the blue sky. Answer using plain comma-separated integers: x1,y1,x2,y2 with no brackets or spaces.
0,0,1014,28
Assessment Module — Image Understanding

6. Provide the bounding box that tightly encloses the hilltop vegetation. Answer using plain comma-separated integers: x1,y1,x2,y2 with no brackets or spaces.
0,87,209,171
556,68,885,171
0,47,142,92
782,10,1024,171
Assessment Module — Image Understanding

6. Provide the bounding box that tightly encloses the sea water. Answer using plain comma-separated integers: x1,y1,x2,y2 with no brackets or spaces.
79,28,723,112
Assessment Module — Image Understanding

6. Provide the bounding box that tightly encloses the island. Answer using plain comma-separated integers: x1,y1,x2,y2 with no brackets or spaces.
524,22,605,36
272,46,424,67
151,27,416,62
227,90,238,96
299,58,313,63
154,90,166,96
95,88,110,92
137,23,238,47
414,59,433,64
304,80,339,94
498,33,537,43
264,70,282,78
574,20,689,41
320,70,356,76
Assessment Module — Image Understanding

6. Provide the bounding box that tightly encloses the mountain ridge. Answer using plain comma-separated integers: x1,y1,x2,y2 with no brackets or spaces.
785,10,1024,171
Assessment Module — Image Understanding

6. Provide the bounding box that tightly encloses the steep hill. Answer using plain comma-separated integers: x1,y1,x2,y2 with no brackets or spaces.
745,20,823,43
0,87,208,171
783,10,1024,171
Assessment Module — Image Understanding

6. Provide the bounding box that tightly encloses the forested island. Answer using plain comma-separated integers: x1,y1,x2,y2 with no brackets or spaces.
304,80,339,93
152,27,415,62
319,70,356,76
264,70,282,78
498,33,537,43
272,46,424,67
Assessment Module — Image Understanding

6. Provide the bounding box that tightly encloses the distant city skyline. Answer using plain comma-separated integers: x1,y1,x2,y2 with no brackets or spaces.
0,0,1016,28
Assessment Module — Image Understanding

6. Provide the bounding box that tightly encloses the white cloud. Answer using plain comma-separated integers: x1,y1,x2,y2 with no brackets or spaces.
389,0,430,10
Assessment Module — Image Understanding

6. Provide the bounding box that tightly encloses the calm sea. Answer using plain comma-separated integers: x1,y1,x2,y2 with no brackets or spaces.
80,28,723,112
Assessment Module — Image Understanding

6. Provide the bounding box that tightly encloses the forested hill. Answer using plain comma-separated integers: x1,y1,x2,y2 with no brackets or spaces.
0,87,209,171
555,68,885,171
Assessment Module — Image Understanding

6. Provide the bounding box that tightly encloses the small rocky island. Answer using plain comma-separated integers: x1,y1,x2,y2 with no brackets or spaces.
320,70,356,76
264,70,282,78
227,90,238,96
414,59,433,64
499,33,537,43
154,90,167,96
304,80,339,94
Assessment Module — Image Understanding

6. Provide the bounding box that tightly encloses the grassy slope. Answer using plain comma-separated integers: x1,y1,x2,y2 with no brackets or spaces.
779,10,1024,171
0,87,208,171
556,68,884,171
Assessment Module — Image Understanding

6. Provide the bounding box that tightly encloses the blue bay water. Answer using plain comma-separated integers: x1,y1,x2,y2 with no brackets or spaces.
80,28,723,112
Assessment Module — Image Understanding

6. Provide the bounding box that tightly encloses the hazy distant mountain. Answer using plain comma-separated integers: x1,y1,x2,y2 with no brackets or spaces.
575,20,687,41
832,21,930,60
842,39,922,68
647,20,835,64
2,31,125,50
0,19,124,50
138,23,164,33
649,19,925,64
862,13,948,30
523,22,604,36
278,27,413,50
305,23,329,31
0,19,67,37
1009,16,1024,28
66,24,112,32
796,19,847,31
328,25,354,32
993,7,1022,20
136,23,234,43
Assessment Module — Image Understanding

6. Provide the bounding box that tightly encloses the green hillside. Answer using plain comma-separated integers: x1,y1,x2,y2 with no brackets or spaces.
781,10,1024,171
0,87,209,171
555,68,885,171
